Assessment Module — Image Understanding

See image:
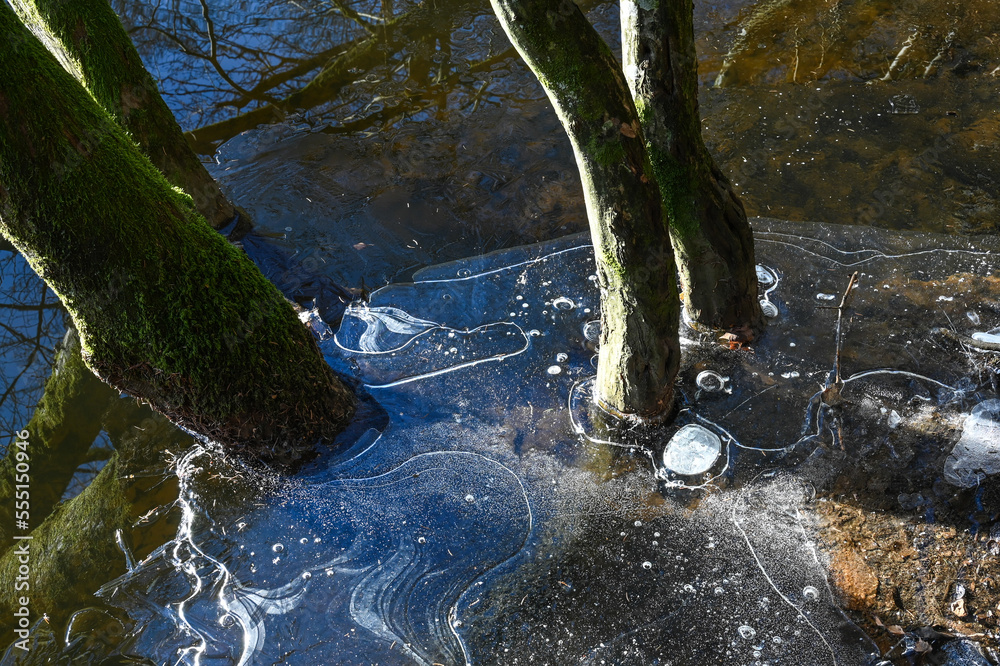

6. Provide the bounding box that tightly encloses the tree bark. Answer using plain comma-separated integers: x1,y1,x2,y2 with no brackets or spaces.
0,5,355,468
490,0,680,417
621,0,763,336
10,0,242,229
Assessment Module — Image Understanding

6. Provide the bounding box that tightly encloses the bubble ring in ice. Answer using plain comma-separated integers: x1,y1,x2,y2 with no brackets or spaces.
582,320,601,342
756,264,776,287
552,297,575,311
662,424,722,476
760,300,779,318
802,585,820,601
695,370,729,393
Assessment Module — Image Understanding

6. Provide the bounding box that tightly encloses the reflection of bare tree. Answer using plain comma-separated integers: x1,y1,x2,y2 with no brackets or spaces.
115,0,522,149
0,245,65,448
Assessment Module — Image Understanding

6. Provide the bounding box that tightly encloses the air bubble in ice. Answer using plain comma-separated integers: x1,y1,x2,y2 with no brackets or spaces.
803,586,820,601
583,320,601,342
465,494,475,503
552,297,575,310
547,365,562,375
642,561,653,570
272,543,284,553
696,370,729,393
972,331,1000,344
302,571,312,580
943,400,1000,487
816,293,837,301
556,353,569,362
417,536,426,544
967,311,981,325
529,329,541,337
662,425,722,476
738,625,757,640
755,265,775,286
780,371,800,379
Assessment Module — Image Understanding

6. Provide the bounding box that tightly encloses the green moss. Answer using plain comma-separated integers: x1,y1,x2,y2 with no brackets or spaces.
0,5,354,467
10,0,236,227
645,141,700,238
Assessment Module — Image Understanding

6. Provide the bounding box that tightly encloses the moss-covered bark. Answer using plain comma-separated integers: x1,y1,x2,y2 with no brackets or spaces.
0,5,355,468
621,0,763,336
10,0,242,229
490,0,680,417
0,328,118,554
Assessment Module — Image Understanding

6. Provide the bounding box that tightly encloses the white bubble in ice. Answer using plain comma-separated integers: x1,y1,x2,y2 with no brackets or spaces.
803,586,820,601
662,425,722,476
816,293,837,301
972,331,1000,344
272,543,284,553
556,352,569,362
417,536,426,544
552,297,575,310
968,311,981,325
583,320,601,342
642,561,653,570
634,520,642,527
465,494,475,503
302,571,312,580
738,625,757,640
528,329,542,337
696,370,729,392
755,265,775,286
547,365,562,375
760,300,779,318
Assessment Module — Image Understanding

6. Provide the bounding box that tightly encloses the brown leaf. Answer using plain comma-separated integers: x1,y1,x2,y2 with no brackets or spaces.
620,122,637,138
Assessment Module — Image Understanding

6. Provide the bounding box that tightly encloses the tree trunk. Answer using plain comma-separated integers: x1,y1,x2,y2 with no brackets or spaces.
10,0,242,229
490,0,680,418
621,0,763,336
0,5,355,468
0,328,118,555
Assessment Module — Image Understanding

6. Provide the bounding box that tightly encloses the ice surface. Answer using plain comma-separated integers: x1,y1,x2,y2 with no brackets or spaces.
662,424,722,475
52,219,1000,665
943,400,1000,488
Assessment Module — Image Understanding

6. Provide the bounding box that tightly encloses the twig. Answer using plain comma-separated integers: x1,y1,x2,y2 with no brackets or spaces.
833,271,859,385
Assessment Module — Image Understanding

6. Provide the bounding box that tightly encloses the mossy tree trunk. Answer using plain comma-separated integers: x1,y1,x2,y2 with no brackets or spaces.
0,4,355,468
621,0,763,336
10,0,243,229
490,0,680,417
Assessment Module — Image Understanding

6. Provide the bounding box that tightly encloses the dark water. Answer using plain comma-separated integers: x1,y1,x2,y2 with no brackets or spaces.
2,0,1000,663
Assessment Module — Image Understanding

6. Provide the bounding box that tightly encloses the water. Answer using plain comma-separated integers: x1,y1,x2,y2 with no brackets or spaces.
4,0,1000,663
